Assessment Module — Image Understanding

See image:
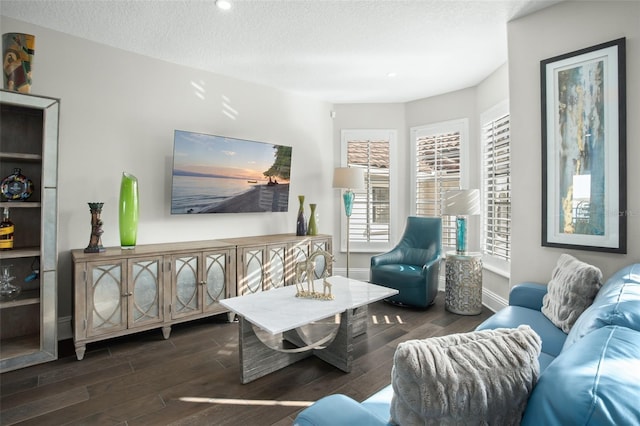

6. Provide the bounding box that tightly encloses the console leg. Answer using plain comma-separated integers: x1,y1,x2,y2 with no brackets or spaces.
162,326,172,339
75,344,86,361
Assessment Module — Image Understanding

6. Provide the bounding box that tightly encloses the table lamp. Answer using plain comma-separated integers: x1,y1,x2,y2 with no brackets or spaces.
333,167,365,277
443,189,481,255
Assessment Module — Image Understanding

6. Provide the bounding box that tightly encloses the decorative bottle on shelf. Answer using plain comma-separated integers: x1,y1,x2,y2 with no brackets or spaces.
1,168,33,201
296,195,307,236
0,208,14,250
307,203,318,236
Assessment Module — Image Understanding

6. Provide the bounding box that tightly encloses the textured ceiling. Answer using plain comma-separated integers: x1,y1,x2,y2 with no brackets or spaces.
0,0,562,103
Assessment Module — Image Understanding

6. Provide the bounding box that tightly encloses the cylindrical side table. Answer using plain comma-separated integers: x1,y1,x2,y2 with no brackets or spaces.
445,251,483,315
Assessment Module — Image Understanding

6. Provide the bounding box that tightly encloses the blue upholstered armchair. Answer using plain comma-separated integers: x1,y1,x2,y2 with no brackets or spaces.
370,216,442,308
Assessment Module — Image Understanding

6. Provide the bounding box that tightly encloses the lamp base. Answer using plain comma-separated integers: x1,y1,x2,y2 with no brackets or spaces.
455,215,468,255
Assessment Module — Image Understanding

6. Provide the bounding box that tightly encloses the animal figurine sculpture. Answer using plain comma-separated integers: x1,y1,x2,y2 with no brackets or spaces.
294,249,335,300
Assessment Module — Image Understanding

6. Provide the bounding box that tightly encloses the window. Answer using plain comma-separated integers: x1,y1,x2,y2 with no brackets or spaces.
411,119,469,249
340,129,397,252
481,101,511,268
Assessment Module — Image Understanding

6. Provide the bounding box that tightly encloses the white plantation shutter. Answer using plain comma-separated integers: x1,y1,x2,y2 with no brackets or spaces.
482,112,511,262
340,129,397,253
347,140,390,244
413,122,466,249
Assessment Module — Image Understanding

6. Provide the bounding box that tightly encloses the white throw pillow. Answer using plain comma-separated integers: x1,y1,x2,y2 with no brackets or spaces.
390,326,541,426
541,254,603,333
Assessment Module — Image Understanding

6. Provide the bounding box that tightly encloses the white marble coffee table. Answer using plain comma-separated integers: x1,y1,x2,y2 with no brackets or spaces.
220,276,398,383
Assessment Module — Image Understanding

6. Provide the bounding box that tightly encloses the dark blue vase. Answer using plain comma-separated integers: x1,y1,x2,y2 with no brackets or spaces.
296,195,307,236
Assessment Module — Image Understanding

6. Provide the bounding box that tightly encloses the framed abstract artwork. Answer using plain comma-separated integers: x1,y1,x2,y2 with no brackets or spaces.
541,38,626,253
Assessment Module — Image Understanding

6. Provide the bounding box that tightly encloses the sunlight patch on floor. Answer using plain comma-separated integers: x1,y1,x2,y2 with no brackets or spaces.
179,397,313,407
371,315,404,324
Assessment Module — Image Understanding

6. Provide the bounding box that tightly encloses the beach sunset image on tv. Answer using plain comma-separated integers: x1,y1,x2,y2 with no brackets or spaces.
171,130,292,214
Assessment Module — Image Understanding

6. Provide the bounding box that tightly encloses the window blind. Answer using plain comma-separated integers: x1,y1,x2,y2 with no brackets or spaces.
414,132,461,247
482,113,511,261
347,140,390,244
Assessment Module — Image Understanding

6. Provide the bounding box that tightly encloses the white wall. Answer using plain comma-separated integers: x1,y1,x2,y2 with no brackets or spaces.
1,17,334,323
405,87,480,215
509,1,640,285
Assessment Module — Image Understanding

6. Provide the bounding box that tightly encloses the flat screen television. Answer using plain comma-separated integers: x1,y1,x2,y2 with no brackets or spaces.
171,130,292,214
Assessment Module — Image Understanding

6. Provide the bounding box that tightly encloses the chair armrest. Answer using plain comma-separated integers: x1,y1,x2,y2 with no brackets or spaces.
371,248,404,266
422,256,441,279
293,394,388,426
509,282,548,311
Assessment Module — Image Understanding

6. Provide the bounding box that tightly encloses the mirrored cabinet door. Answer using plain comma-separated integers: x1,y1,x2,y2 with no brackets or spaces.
87,260,126,338
203,251,228,312
130,257,163,328
266,245,287,290
239,248,264,295
171,254,201,319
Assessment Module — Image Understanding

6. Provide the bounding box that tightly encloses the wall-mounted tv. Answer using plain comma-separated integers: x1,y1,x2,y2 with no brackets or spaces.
171,130,292,214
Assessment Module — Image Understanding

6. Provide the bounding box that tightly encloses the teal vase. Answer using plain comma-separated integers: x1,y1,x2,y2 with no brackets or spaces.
307,203,318,236
119,172,139,249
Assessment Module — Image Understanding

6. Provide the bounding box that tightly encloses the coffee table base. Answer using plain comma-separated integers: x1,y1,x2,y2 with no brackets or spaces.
239,308,358,384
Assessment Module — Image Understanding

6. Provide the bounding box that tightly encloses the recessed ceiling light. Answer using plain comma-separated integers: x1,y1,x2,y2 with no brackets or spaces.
387,72,397,78
216,0,232,10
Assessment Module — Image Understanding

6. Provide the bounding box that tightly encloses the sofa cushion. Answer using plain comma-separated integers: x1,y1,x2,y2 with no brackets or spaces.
541,254,602,333
522,325,640,426
563,263,640,351
390,326,541,426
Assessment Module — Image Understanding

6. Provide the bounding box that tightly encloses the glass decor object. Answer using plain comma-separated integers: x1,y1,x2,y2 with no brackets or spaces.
0,264,20,301
307,203,318,236
296,195,307,236
2,33,35,93
85,202,105,253
1,168,33,201
119,172,139,249
456,216,467,254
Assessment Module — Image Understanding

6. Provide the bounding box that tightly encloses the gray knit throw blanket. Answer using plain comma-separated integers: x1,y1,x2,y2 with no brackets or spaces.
390,326,541,426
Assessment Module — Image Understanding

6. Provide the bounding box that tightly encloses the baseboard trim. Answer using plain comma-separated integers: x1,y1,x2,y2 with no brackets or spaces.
332,267,369,282
482,288,507,313
338,268,508,313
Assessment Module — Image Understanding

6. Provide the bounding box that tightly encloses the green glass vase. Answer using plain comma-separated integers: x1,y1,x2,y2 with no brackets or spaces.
119,172,139,249
307,203,318,236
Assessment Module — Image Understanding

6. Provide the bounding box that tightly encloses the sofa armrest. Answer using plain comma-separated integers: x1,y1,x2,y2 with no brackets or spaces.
294,394,388,426
509,282,547,311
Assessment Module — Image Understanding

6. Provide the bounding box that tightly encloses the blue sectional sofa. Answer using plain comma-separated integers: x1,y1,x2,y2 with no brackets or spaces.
294,263,640,425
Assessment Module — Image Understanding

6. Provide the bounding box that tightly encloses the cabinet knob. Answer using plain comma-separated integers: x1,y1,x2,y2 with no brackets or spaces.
122,292,133,297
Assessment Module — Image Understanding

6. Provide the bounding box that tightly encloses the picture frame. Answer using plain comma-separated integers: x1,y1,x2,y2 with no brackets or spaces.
541,38,626,253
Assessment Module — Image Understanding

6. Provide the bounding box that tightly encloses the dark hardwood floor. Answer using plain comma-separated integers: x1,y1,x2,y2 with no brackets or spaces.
0,292,492,426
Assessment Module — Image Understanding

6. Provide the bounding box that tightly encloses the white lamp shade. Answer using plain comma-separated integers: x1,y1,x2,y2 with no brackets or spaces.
333,167,365,190
443,189,481,216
